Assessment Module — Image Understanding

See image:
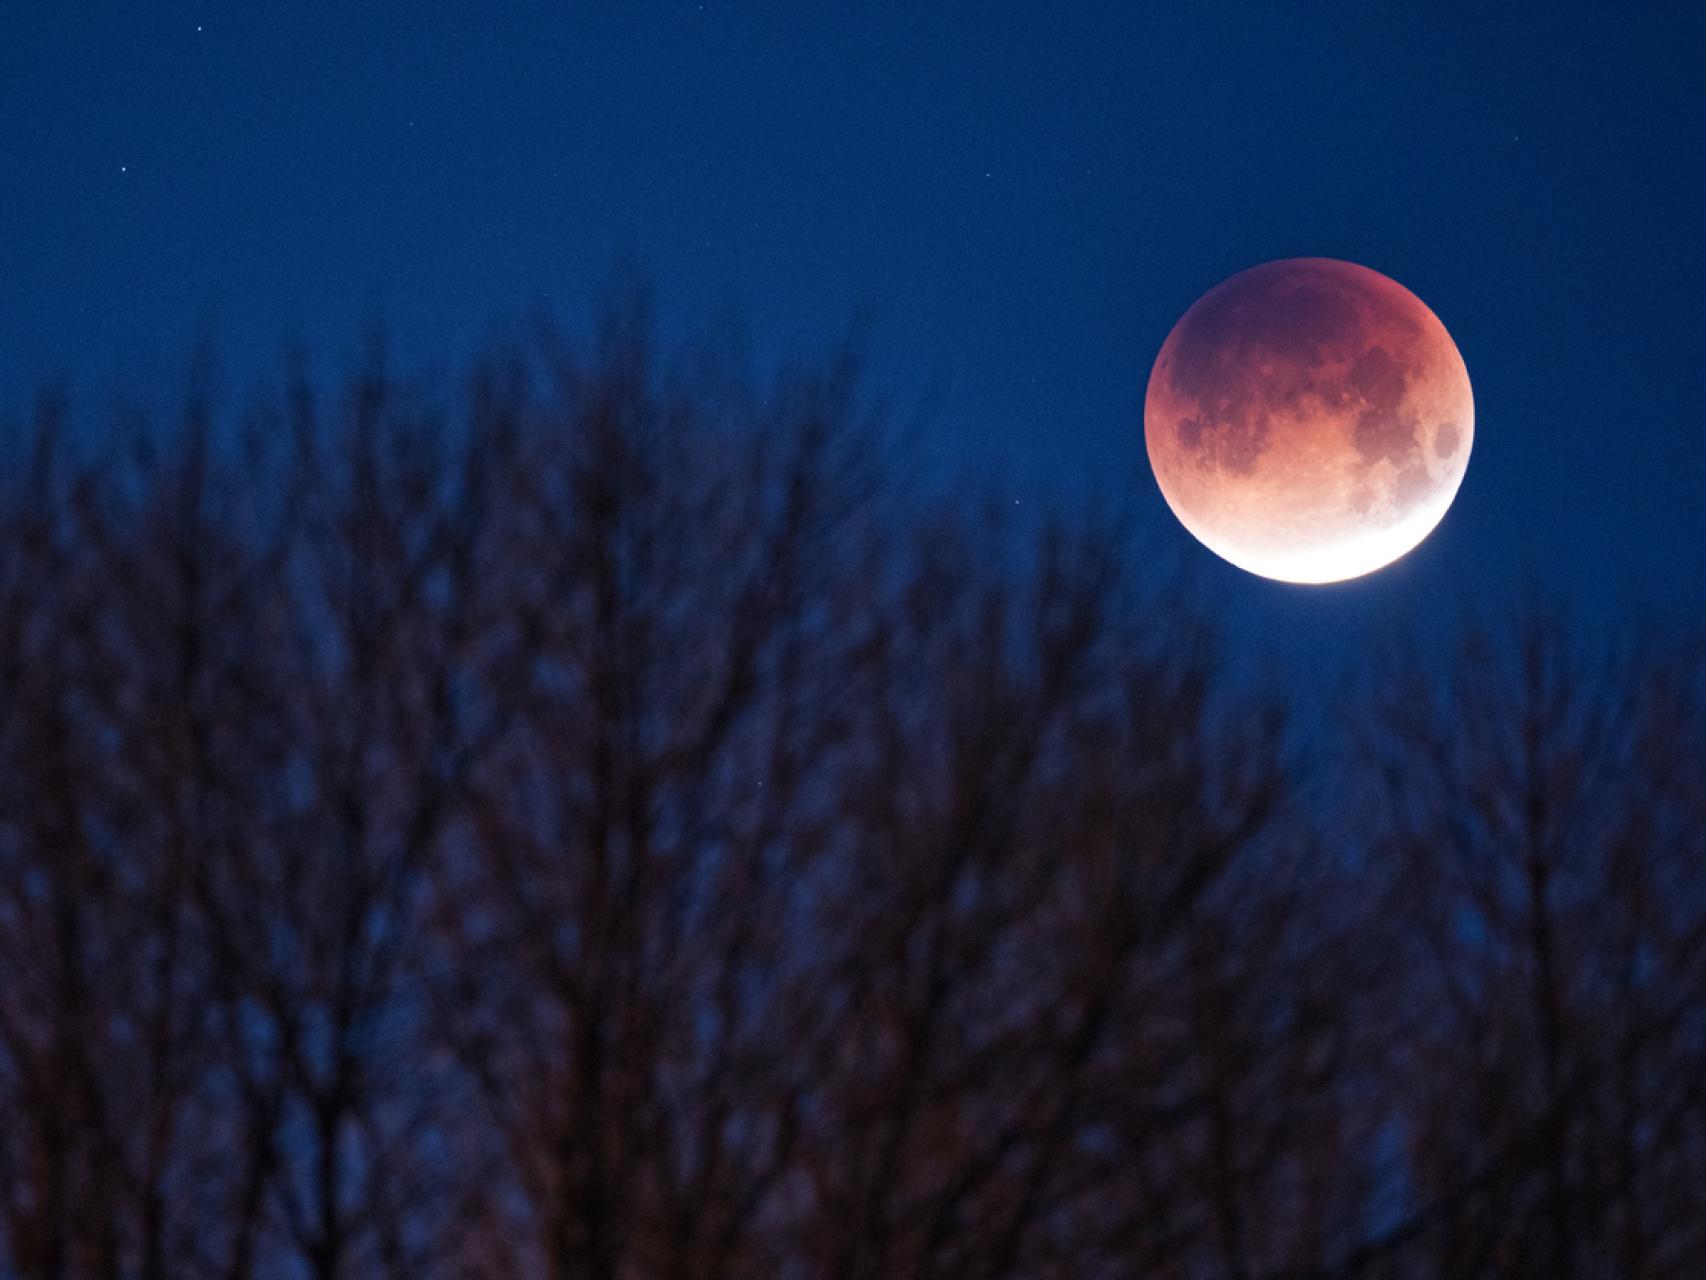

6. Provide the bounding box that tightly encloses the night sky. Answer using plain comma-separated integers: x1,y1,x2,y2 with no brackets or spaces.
5,0,1704,670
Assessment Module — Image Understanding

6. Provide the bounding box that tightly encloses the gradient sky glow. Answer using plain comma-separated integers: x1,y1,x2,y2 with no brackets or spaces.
3,0,1703,667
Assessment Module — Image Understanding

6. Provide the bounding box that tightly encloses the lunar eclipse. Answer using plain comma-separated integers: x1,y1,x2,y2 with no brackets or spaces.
1145,258,1472,584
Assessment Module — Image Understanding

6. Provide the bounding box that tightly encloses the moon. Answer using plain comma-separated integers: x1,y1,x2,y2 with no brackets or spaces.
1144,258,1472,584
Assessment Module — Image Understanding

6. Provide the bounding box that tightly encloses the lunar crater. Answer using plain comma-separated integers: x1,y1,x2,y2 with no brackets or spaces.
1145,258,1472,584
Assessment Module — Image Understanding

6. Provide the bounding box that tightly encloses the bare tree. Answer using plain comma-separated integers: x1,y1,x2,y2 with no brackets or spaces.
789,517,1382,1280
1353,610,1706,1280
5,303,1701,1280
424,309,884,1280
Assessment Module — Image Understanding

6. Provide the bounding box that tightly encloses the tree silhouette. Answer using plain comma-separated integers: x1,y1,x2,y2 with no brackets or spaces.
1,304,1702,1279
1353,611,1706,1280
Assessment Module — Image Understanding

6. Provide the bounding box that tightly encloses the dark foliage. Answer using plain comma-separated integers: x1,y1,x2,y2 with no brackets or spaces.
1,307,1702,1280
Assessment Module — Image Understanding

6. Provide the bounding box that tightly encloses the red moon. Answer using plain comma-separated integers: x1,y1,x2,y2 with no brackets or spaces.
1145,258,1472,584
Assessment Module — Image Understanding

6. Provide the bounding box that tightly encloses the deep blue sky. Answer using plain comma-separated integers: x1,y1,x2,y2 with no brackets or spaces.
4,1,1703,667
